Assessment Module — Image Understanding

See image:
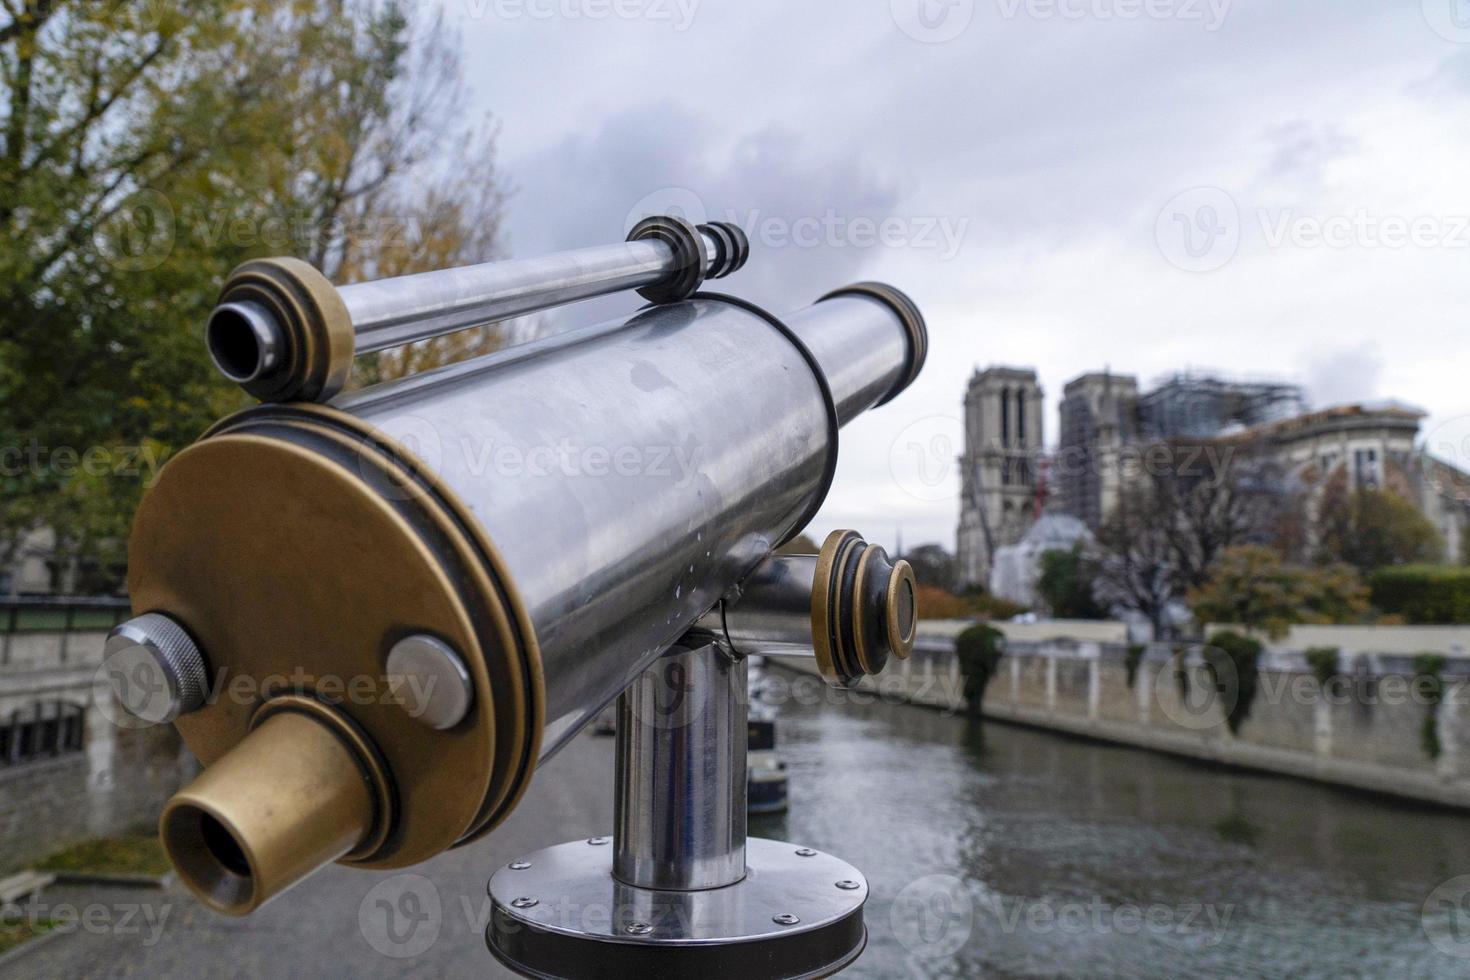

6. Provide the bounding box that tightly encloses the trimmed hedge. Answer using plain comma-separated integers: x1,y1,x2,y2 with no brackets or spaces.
1370,565,1470,625
955,624,1006,714
1204,630,1262,735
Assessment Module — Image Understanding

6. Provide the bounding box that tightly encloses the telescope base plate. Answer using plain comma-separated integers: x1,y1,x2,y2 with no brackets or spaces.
486,836,867,979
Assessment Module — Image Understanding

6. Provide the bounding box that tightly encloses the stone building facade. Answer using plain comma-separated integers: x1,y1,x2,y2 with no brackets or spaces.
1237,403,1470,562
957,367,1045,588
1056,372,1141,532
962,366,1470,599
0,628,192,871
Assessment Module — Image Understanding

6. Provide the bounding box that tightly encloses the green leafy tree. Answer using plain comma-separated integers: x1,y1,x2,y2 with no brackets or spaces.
1189,545,1370,639
1370,565,1470,624
0,1,508,592
903,543,957,592
1035,544,1106,620
1315,487,1442,574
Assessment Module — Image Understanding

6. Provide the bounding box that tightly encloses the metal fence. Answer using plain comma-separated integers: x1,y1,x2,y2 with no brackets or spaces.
0,596,131,635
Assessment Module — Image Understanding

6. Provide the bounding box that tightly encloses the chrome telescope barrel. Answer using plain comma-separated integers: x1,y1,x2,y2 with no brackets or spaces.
205,215,750,403
121,278,925,915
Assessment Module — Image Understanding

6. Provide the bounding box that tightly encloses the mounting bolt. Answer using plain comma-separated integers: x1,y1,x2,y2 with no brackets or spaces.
773,913,801,926
386,634,474,730
836,880,861,891
587,837,610,846
511,896,539,909
508,861,531,871
795,848,817,857
625,922,653,936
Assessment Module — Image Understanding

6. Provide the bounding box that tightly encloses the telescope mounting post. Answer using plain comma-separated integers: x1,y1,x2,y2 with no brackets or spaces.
486,634,869,979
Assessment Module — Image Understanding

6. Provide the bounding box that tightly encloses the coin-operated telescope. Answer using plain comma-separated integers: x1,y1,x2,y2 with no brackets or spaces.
106,214,927,978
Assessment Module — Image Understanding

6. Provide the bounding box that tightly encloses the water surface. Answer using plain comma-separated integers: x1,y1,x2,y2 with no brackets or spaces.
752,672,1470,979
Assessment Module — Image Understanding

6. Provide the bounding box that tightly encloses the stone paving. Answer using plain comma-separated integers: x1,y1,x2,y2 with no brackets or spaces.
8,730,617,978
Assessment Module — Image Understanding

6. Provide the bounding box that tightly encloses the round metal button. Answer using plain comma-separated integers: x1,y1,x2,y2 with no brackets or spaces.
386,634,474,730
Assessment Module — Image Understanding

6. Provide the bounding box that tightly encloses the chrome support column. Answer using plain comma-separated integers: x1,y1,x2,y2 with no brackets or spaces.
487,635,870,979
613,639,748,891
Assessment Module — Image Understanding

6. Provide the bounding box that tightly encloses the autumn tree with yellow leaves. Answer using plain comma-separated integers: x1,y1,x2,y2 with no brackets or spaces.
0,0,513,591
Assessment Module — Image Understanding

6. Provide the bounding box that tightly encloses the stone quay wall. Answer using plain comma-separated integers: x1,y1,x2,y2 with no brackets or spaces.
772,628,1470,811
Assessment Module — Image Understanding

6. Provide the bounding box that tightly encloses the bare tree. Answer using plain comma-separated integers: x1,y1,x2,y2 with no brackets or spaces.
1154,437,1292,592
1093,437,1293,635
1094,485,1179,637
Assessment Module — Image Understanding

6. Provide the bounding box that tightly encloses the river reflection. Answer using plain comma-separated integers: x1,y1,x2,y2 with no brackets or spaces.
756,669,1470,979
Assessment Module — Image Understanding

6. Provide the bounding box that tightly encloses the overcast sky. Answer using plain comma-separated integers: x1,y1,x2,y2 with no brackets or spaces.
444,0,1470,553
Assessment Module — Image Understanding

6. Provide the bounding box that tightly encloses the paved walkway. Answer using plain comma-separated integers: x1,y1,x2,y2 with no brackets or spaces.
9,730,617,978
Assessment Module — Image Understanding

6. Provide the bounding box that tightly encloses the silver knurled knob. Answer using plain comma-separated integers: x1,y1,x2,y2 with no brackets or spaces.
103,614,210,724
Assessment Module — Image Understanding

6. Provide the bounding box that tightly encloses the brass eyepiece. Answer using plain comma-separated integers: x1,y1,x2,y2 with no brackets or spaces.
812,531,919,687
160,697,391,916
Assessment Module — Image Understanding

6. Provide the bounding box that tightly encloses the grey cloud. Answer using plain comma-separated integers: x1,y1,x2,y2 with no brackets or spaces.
445,0,1470,550
1260,121,1359,184
1303,344,1384,410
505,102,905,325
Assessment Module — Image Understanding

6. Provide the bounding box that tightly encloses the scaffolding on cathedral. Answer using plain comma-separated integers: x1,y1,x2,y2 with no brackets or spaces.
1138,372,1306,440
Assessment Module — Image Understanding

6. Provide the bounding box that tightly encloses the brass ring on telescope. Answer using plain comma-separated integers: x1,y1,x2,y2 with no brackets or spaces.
812,530,864,688
215,258,353,403
831,533,867,684
851,545,884,678
629,215,710,303
818,282,928,406
887,560,918,660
